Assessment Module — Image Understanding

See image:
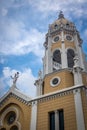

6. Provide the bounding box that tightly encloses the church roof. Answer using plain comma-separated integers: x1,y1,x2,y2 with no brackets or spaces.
0,84,86,108
0,86,32,107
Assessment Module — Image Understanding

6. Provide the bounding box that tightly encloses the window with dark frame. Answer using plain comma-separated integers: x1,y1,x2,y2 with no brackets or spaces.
67,49,75,68
42,81,44,95
53,50,61,64
49,112,55,130
59,109,64,130
6,111,16,125
49,109,64,130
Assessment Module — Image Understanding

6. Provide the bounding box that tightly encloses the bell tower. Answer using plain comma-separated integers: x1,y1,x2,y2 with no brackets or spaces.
43,11,85,75
34,12,87,130
35,11,87,96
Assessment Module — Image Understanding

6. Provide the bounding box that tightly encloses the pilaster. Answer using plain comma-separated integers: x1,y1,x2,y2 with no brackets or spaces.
55,110,59,130
30,101,37,130
73,89,85,130
61,31,67,69
73,55,83,86
74,33,85,70
46,35,52,74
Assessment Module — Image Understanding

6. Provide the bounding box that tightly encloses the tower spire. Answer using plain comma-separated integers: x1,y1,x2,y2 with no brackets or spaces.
58,11,64,19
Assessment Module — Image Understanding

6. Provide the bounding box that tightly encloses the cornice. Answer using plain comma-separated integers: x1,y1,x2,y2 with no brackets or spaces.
43,68,87,80
30,84,86,104
0,87,31,107
0,85,86,108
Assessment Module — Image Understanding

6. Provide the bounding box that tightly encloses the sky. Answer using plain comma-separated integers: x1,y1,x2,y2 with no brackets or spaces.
0,0,87,98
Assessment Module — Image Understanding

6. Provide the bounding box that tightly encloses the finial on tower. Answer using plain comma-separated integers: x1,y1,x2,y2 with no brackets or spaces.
58,11,64,19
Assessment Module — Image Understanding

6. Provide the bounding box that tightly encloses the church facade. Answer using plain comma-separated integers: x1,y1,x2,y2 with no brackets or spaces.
0,12,87,130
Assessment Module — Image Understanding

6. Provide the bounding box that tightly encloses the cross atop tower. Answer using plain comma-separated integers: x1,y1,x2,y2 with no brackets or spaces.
58,11,64,19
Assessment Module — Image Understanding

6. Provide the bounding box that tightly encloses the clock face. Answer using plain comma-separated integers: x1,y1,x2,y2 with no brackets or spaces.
66,35,72,41
7,112,16,125
54,36,59,42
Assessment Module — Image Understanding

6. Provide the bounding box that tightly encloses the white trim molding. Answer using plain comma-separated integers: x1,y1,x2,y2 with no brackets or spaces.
55,110,59,130
73,89,85,130
30,101,37,130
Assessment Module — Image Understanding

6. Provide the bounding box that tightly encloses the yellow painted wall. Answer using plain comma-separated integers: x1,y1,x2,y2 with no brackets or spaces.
82,72,87,86
0,97,31,130
51,37,76,52
37,93,77,130
65,41,76,49
44,70,74,94
51,42,61,51
0,88,87,130
81,91,87,130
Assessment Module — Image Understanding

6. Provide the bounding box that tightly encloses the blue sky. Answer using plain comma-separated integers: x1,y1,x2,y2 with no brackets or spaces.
0,0,87,98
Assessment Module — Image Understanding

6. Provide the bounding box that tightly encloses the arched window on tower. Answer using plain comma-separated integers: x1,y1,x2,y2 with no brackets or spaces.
54,24,58,29
53,50,61,71
67,49,75,68
66,23,69,28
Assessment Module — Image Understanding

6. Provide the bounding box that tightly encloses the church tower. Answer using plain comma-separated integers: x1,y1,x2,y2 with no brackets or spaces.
35,11,87,130
35,11,87,95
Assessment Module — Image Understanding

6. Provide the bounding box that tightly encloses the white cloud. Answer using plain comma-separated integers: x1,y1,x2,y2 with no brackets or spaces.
0,0,87,58
1,5,44,55
0,67,37,98
29,0,87,18
2,67,19,87
0,19,44,58
17,68,36,97
29,0,60,13
1,8,8,16
12,29,45,57
0,20,25,41
76,0,86,3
